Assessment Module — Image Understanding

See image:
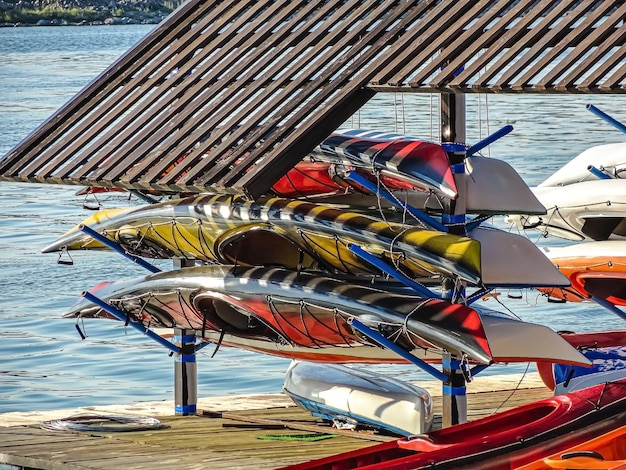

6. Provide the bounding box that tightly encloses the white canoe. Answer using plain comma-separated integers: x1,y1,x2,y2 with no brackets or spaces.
283,361,434,436
505,179,626,241
539,142,626,187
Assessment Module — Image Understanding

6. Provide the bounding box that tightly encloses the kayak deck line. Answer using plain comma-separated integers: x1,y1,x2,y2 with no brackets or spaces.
0,373,550,470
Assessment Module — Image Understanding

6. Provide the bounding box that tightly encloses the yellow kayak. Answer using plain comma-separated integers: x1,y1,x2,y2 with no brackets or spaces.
43,194,481,284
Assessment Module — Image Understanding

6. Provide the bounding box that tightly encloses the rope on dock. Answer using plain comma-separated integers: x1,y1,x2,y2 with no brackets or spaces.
40,413,166,432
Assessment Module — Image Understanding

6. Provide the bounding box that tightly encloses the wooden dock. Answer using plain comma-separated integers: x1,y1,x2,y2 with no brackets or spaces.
0,373,551,470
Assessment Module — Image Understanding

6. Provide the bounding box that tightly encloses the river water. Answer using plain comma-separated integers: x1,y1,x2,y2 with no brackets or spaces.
0,25,625,414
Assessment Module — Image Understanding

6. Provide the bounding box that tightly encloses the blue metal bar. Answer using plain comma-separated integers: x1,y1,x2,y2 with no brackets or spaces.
591,297,626,321
587,104,626,135
465,214,491,232
469,363,489,376
465,287,493,305
83,291,181,353
79,224,161,273
466,125,514,156
348,243,439,299
350,318,448,382
194,341,213,353
345,171,448,233
587,165,612,180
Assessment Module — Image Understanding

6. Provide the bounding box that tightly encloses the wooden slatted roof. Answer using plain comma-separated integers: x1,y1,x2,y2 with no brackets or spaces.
1,0,625,198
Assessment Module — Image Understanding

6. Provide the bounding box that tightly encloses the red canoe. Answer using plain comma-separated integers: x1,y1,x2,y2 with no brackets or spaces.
278,379,626,470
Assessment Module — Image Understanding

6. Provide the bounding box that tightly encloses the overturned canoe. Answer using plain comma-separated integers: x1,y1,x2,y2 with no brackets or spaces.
283,361,434,436
42,193,482,284
64,265,589,367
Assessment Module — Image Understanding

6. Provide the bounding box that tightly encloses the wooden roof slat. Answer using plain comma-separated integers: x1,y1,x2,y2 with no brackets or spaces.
535,3,626,92
65,0,268,181
0,0,218,178
553,16,626,92
446,0,558,91
487,0,594,92
599,61,626,91
142,0,362,187
1,0,624,197
507,0,616,92
417,0,536,90
186,0,413,187
100,0,308,183
368,0,465,86
406,0,515,88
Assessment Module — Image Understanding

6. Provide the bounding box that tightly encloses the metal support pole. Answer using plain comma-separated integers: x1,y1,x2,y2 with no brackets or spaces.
82,291,180,353
587,165,612,180
174,328,197,415
442,353,467,427
79,224,161,273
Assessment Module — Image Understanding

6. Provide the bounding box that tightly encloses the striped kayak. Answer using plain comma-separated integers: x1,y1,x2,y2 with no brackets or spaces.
518,424,626,469
42,193,482,284
64,265,589,367
277,379,626,470
312,129,457,199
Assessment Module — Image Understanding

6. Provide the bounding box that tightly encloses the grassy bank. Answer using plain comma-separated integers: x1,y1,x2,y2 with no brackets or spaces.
0,5,171,25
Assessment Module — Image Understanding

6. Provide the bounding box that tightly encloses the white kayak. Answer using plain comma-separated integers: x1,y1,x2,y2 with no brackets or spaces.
539,142,626,187
283,361,434,436
505,179,626,241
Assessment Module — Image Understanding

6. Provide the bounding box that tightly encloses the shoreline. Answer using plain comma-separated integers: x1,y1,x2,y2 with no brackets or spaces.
0,15,166,27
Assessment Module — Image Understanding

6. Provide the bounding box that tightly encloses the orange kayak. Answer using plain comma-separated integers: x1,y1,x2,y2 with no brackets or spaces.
538,241,626,306
517,424,626,469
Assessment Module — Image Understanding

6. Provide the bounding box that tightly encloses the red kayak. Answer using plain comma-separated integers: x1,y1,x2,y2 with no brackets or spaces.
278,379,626,470
315,129,457,199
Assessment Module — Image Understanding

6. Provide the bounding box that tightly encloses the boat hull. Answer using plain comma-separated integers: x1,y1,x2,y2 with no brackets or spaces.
283,361,434,436
536,330,626,391
42,193,483,284
65,265,589,367
518,424,626,469
538,241,626,305
277,379,626,470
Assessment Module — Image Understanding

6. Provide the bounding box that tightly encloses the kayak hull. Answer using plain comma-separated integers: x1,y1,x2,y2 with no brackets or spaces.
283,361,434,436
277,379,626,470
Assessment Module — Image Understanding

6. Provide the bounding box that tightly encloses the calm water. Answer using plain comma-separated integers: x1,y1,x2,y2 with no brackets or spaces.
0,25,625,414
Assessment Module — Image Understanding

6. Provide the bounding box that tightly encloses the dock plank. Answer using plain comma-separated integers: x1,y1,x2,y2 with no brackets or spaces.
0,381,553,470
